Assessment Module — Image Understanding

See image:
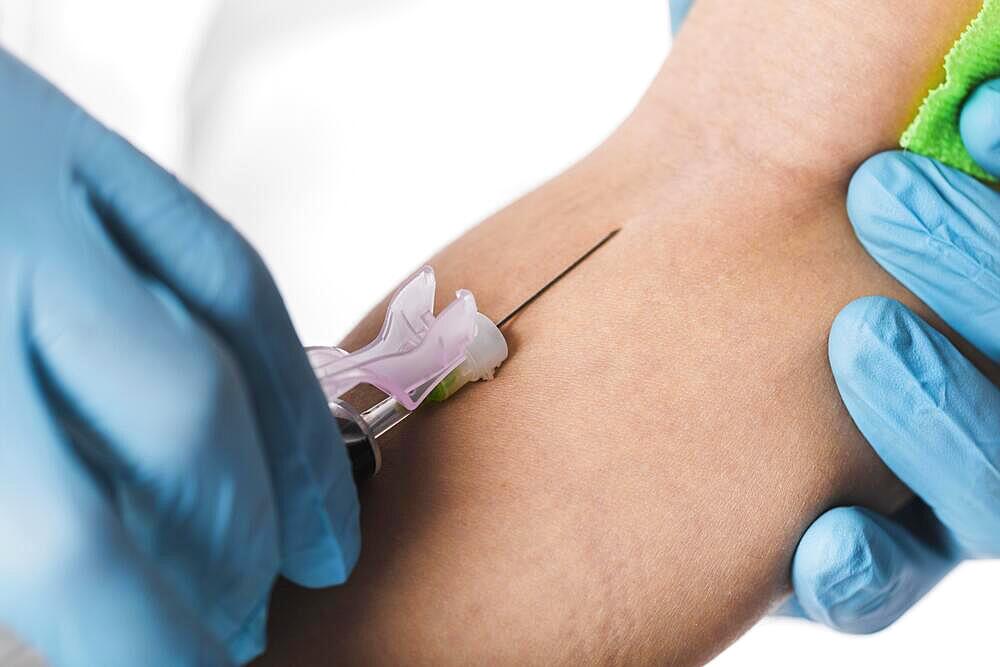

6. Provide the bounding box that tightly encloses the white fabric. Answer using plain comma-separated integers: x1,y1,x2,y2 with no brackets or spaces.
182,0,669,346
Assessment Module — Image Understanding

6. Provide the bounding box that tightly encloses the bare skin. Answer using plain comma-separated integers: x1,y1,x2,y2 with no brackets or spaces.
259,1,993,664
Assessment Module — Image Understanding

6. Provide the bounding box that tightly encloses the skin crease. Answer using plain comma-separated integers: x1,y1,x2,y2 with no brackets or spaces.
258,1,995,664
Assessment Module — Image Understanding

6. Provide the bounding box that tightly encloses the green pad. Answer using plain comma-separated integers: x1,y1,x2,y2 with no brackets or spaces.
900,0,1000,182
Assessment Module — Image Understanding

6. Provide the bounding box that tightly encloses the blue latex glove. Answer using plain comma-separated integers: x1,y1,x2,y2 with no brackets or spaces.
787,79,1000,632
669,0,695,35
0,50,359,665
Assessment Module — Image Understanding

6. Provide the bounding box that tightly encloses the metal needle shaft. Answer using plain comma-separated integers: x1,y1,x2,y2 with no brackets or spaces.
496,228,621,328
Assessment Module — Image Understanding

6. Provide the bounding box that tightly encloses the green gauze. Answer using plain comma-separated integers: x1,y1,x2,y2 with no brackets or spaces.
900,0,1000,182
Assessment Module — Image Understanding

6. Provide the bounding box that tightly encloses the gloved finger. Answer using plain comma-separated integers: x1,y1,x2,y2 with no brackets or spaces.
830,296,1000,557
960,79,1000,177
69,110,360,586
846,151,1000,361
771,595,807,619
790,505,953,634
0,265,229,667
670,0,695,35
29,247,278,661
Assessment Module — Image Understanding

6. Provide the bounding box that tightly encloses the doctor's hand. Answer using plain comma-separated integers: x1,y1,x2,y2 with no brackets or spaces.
0,50,359,665
786,79,1000,633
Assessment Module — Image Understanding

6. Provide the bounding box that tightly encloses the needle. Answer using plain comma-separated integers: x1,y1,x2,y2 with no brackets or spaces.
495,228,621,329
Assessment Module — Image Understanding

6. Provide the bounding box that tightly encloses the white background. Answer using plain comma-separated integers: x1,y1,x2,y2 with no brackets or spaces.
0,1,996,664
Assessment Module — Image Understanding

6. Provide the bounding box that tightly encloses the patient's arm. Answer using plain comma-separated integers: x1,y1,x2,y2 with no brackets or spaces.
259,1,993,664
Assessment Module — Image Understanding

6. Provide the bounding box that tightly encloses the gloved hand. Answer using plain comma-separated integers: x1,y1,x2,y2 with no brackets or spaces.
787,78,1000,632
669,0,695,35
0,50,359,665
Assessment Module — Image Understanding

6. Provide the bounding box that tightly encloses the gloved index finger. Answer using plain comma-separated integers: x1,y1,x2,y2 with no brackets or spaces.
847,150,1000,363
70,112,360,588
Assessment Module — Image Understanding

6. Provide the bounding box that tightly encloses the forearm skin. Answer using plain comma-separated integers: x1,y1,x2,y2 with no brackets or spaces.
259,2,993,664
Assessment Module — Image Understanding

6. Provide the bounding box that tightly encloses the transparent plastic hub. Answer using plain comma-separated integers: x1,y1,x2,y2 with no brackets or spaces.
307,266,508,480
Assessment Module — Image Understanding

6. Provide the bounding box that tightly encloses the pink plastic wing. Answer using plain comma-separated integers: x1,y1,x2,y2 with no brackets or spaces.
307,266,478,410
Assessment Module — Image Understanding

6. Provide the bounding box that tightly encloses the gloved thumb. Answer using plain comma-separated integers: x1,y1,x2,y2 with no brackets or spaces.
960,78,1000,177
